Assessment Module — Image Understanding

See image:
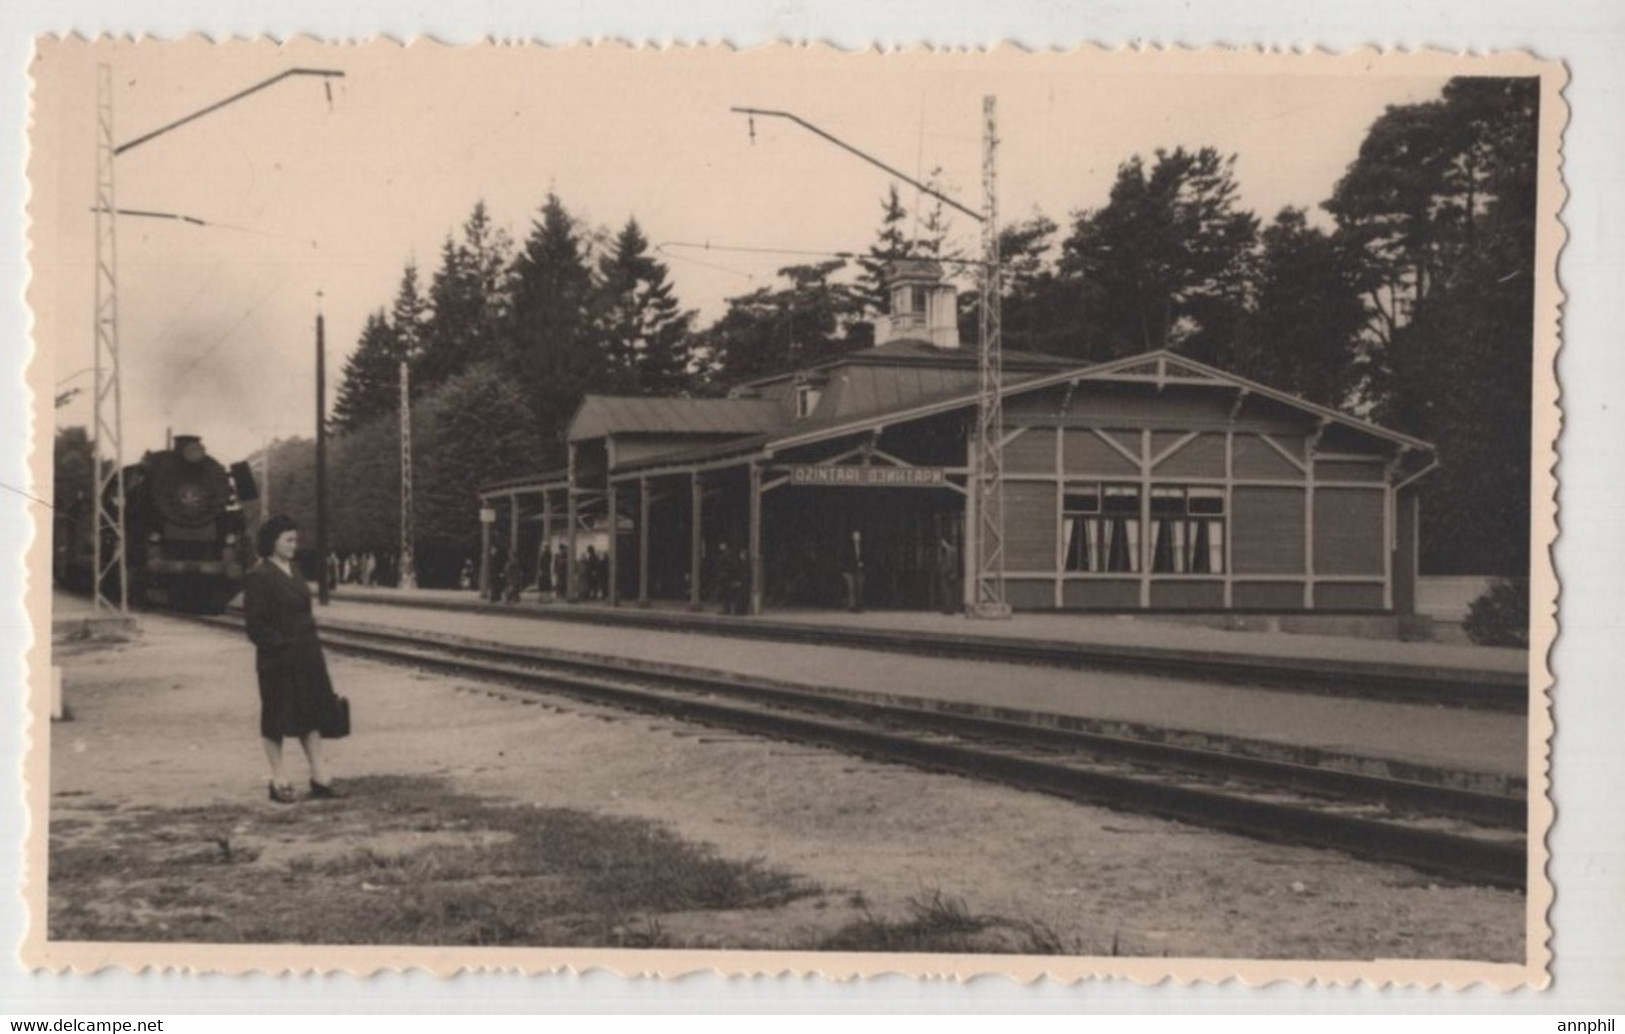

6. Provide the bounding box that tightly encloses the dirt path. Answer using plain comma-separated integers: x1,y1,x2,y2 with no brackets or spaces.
48,614,1525,959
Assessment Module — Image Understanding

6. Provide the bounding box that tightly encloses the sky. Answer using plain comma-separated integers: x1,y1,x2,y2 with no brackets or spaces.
31,40,1452,468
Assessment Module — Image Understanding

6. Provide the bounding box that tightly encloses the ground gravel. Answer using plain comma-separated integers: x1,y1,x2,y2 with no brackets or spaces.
48,614,1526,960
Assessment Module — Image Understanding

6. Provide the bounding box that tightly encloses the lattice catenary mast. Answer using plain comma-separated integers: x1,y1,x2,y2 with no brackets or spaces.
727,99,1011,618
91,63,128,613
970,95,1010,618
87,64,345,613
398,356,417,589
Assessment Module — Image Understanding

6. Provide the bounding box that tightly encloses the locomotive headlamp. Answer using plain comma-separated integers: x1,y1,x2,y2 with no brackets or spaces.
181,441,206,464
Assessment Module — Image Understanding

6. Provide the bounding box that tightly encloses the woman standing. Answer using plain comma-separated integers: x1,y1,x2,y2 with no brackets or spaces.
244,515,345,803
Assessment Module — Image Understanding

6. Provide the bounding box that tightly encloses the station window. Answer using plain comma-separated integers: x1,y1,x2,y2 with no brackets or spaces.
1062,483,1140,573
1149,486,1226,574
1062,483,1225,574
795,384,822,419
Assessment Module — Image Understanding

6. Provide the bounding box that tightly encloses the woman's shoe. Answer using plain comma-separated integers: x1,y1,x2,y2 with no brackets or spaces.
268,781,297,804
308,779,348,800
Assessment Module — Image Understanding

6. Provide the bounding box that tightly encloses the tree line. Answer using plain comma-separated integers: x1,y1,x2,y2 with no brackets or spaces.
57,76,1538,583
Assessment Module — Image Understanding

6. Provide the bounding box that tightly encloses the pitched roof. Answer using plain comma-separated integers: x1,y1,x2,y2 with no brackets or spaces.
612,349,1435,478
771,349,1434,455
884,257,946,283
816,361,1029,421
736,338,1076,389
568,395,789,443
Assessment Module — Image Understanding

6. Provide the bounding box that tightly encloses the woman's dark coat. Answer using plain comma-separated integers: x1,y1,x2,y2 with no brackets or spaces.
243,559,335,740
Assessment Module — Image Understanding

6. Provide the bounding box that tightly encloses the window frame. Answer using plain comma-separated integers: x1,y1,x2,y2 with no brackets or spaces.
794,384,822,420
1062,481,1141,573
1061,481,1227,576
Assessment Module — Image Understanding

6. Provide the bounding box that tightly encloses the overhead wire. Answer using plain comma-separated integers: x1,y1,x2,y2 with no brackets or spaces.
0,480,55,510
653,244,755,281
164,267,297,408
658,239,988,269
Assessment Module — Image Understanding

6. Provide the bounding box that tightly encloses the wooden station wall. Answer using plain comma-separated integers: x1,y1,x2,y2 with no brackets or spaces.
994,383,1403,611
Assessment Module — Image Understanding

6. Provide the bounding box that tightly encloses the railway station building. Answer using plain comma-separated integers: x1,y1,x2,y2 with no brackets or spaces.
478,260,1437,616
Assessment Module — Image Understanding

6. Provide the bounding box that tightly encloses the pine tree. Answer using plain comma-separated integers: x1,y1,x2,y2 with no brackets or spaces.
994,213,1083,358
701,260,870,382
595,217,696,396
914,166,964,265
416,201,513,392
389,261,427,372
1060,147,1258,362
1328,77,1538,576
1229,208,1366,406
856,184,913,316
507,193,598,459
330,310,401,434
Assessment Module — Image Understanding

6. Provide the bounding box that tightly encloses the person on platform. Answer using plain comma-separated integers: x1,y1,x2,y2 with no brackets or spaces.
243,515,345,804
933,532,960,615
487,547,504,602
553,543,570,601
730,544,753,616
583,545,602,600
459,557,475,590
503,552,523,604
535,541,553,599
841,530,865,613
714,541,746,616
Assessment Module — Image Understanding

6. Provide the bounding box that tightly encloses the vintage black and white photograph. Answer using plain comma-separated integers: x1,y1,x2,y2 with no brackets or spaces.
24,40,1560,982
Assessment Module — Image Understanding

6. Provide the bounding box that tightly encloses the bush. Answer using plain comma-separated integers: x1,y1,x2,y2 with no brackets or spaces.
1463,578,1529,648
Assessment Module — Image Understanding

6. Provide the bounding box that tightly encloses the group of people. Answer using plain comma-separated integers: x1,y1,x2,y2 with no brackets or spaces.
463,541,610,604
713,542,752,616
482,538,751,614
324,549,405,591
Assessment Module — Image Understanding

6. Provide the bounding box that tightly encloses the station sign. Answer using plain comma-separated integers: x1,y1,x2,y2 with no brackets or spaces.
788,465,946,488
478,507,497,524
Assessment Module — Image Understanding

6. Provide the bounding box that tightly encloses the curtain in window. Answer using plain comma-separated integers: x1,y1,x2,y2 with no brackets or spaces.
1186,519,1208,574
1176,518,1225,574
1064,515,1107,572
1105,516,1139,572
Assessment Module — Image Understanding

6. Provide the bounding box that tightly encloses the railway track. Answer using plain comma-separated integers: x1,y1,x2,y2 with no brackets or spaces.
196,612,1527,891
337,593,1528,712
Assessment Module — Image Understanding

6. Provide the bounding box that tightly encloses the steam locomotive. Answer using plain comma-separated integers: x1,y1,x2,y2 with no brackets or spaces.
56,435,259,613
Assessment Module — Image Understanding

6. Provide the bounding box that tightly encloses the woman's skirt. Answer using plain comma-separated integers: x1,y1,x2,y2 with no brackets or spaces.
256,639,335,740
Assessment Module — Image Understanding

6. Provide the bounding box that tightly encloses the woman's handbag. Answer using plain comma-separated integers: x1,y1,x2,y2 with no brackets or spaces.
319,693,351,739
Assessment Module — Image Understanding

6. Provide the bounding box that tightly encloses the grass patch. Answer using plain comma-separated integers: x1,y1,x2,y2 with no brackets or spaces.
817,891,1071,955
49,774,815,947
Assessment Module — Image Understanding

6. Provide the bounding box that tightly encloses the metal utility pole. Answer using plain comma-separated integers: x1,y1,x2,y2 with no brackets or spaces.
398,357,417,589
315,300,330,605
730,102,1010,617
971,96,1011,618
87,64,344,614
91,63,127,613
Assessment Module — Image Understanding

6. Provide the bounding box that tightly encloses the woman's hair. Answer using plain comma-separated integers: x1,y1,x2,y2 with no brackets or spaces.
256,514,299,559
